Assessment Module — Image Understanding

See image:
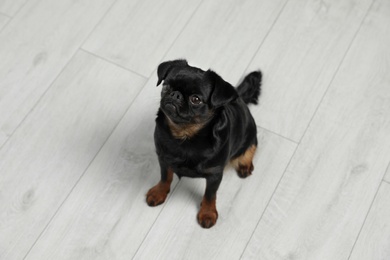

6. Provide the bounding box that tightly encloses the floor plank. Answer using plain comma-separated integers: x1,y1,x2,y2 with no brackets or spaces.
0,0,26,17
25,74,179,260
0,13,9,30
163,0,288,85
384,163,390,183
0,0,116,148
83,0,202,77
0,51,145,259
242,0,390,258
349,181,390,260
246,0,372,142
134,129,296,260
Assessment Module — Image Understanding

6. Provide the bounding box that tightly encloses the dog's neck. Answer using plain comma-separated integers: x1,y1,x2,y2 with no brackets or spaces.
166,117,206,141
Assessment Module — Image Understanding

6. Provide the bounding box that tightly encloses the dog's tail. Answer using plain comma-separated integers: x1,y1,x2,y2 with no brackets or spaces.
236,71,262,105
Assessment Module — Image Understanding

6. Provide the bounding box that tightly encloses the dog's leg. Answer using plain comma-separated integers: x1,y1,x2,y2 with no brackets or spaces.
197,172,222,228
232,144,256,178
146,164,173,206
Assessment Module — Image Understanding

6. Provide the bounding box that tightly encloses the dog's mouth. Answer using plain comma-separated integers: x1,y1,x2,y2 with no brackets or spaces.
161,101,191,124
161,100,179,119
164,102,177,116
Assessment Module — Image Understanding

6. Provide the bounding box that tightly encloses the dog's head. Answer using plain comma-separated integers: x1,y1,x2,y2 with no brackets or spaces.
156,60,238,137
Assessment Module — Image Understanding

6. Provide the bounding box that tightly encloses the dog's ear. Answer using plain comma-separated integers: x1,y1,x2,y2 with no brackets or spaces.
206,70,238,107
156,59,188,86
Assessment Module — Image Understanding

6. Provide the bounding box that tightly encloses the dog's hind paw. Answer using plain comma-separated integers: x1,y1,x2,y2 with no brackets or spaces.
236,163,254,178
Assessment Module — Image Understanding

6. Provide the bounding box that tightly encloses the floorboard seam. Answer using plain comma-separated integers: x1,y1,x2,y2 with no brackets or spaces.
0,51,79,152
297,0,375,145
256,124,298,144
347,181,384,260
0,0,120,151
1,0,29,19
22,68,148,260
141,0,205,81
80,48,148,79
242,0,290,76
130,1,207,257
20,1,134,258
239,142,299,259
131,180,182,260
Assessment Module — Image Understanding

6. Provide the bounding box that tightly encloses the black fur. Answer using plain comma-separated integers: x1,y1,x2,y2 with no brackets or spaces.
236,71,262,105
149,59,262,228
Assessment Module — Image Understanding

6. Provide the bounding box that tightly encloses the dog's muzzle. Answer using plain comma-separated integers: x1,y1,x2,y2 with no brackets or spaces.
162,90,184,118
165,103,177,115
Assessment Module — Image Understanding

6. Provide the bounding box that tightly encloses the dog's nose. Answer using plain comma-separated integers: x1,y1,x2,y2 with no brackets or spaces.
170,91,183,101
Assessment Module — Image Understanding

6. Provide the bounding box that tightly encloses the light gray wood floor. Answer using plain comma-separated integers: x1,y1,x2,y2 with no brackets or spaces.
0,0,389,259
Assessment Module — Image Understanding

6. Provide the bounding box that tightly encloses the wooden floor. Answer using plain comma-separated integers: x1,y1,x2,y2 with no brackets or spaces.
0,0,389,259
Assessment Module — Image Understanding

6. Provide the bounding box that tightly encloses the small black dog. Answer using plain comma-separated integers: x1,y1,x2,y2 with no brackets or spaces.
147,59,261,228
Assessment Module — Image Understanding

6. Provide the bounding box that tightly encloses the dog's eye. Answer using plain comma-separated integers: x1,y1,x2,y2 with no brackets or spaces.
190,95,202,105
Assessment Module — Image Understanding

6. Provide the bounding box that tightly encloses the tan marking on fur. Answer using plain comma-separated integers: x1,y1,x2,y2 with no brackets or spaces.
230,145,257,170
166,118,206,140
146,167,174,206
165,110,214,140
197,196,218,228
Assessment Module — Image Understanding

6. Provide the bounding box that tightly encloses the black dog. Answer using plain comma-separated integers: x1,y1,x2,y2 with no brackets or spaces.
146,59,261,228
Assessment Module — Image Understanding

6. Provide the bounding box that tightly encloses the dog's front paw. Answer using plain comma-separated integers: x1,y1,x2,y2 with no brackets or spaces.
146,184,170,206
236,163,254,178
197,198,218,228
197,209,218,228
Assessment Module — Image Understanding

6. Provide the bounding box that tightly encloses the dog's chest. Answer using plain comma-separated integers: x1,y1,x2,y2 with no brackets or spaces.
162,139,211,176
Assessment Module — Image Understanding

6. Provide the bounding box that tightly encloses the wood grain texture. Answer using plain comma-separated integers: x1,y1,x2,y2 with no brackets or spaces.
0,51,145,259
134,129,296,260
0,0,116,148
246,0,372,142
0,13,9,30
24,2,290,257
164,0,288,85
25,74,179,260
242,0,390,258
349,182,390,260
1,0,389,258
83,0,202,77
0,0,26,16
